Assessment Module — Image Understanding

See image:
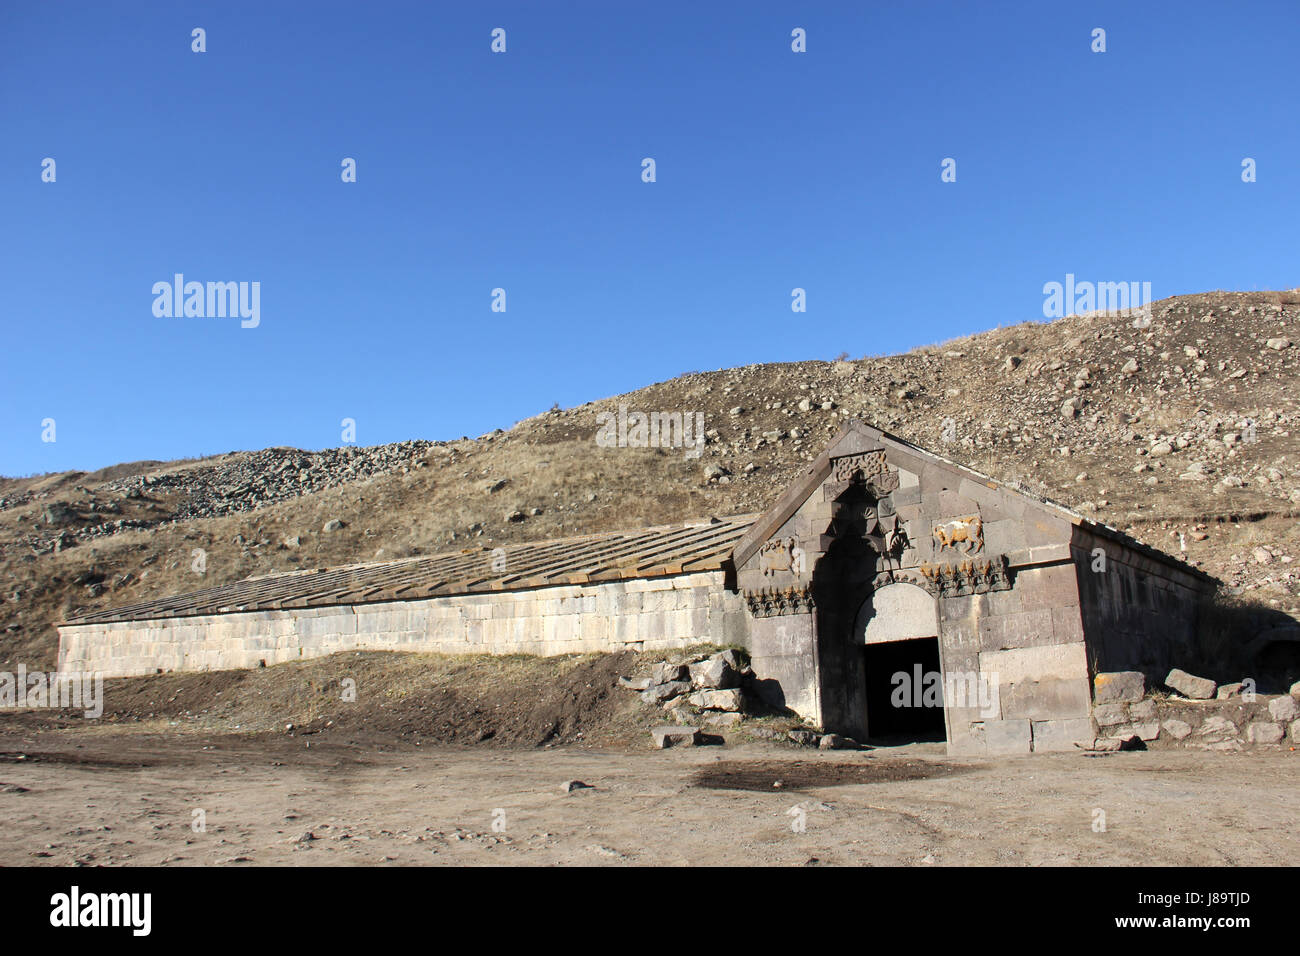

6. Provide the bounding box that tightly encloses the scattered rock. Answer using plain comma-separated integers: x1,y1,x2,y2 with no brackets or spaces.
1093,702,1130,727
1128,699,1157,720
687,688,744,712
1093,671,1145,704
1267,695,1300,722
1165,668,1216,699
1195,715,1238,742
642,680,692,703
653,663,689,684
561,780,593,793
1246,722,1284,745
702,712,742,728
689,655,739,690
1124,721,1161,741
322,519,344,533
651,726,700,749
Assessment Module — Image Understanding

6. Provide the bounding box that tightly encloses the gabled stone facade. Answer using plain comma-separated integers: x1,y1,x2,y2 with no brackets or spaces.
732,421,1216,755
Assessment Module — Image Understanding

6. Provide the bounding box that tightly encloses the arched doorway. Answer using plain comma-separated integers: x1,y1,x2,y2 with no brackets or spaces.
855,583,946,744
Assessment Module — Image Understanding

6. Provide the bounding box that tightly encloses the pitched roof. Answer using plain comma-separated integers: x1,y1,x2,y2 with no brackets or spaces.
733,420,1216,583
64,514,758,626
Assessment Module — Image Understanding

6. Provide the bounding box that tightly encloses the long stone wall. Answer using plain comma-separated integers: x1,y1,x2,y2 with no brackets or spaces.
1072,527,1212,681
58,571,750,678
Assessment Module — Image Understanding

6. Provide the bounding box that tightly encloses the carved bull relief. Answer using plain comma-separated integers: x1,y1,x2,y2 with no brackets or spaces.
932,514,984,556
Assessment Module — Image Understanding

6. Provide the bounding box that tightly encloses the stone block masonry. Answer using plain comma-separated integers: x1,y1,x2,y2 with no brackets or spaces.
59,571,748,678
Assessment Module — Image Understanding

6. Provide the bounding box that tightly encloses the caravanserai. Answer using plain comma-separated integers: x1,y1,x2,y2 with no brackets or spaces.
58,422,1215,754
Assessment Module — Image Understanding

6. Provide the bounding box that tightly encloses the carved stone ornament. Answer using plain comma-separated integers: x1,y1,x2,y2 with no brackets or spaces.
744,585,815,617
931,514,984,556
828,451,900,495
870,555,1010,597
758,536,804,576
917,555,1010,597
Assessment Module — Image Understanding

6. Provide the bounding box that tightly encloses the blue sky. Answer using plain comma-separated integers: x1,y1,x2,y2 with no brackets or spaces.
2,1,1297,475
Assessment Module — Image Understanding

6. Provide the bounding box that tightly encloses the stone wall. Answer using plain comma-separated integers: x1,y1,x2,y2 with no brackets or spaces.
1073,527,1213,682
1094,689,1300,750
58,571,750,678
938,559,1094,755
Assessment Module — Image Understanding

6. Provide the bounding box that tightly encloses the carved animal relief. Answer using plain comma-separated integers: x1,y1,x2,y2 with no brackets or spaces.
759,537,804,577
932,515,984,556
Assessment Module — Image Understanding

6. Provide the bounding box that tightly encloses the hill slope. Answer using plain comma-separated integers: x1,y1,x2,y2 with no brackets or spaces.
3,289,1299,669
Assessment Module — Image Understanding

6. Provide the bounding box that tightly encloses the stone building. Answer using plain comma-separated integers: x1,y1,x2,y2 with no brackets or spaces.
58,421,1216,754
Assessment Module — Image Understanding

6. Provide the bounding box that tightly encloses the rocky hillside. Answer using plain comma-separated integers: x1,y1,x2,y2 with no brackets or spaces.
2,289,1299,668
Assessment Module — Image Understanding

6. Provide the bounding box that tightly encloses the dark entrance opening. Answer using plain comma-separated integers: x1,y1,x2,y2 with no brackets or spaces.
863,636,946,744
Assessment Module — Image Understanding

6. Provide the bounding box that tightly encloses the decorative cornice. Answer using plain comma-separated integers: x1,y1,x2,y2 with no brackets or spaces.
744,584,815,617
873,555,1011,598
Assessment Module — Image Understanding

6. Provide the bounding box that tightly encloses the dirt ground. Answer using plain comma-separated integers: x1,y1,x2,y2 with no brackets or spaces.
0,729,1295,867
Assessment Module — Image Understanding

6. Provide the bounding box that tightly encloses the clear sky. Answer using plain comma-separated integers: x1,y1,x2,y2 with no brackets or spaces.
2,1,1297,476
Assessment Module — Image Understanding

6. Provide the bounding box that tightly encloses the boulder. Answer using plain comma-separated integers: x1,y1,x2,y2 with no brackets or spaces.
1093,671,1145,703
322,519,344,533
1216,682,1247,700
651,726,700,749
818,733,856,750
702,712,742,728
1093,703,1130,727
689,656,739,690
1291,719,1300,742
642,680,691,703
1124,722,1161,741
1246,722,1284,745
788,730,821,747
1267,695,1300,723
1162,719,1193,740
1165,668,1216,699
1196,715,1239,742
618,676,652,692
653,663,688,684
1128,699,1157,720
688,688,744,712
